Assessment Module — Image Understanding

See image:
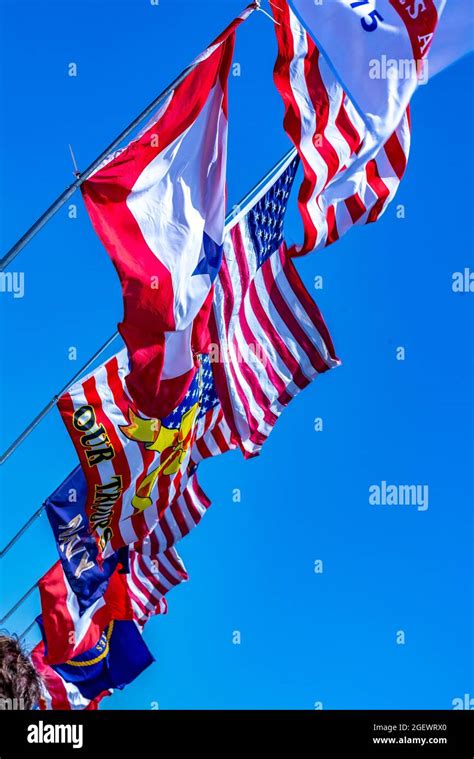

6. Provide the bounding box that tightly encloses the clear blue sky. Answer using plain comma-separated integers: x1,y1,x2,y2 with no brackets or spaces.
0,0,472,709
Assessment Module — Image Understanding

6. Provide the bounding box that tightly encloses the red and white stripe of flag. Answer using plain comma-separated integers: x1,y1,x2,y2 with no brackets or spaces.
58,349,196,558
127,547,189,627
210,227,340,457
135,471,215,555
272,1,410,256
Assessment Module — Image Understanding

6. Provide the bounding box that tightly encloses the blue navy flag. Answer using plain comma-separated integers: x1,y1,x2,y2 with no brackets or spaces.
44,467,126,614
37,616,154,701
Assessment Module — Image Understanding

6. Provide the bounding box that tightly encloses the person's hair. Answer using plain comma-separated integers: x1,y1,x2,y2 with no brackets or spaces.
0,633,42,709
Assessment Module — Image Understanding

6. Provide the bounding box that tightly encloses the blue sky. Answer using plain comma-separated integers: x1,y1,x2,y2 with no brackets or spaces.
0,0,472,709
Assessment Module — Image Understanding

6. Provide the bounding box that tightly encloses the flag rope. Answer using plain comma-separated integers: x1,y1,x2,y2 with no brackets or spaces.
0,1,260,272
0,147,298,563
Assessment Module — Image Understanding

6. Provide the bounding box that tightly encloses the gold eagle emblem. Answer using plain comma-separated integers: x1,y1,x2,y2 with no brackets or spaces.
119,403,199,512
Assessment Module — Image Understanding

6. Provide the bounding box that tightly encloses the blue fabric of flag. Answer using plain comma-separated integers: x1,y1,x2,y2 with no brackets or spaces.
37,616,154,700
247,156,298,269
44,467,127,614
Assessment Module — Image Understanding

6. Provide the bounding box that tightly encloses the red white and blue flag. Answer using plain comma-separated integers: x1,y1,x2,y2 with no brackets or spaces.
32,642,111,711
272,1,411,255
210,154,340,456
44,466,126,612
81,4,257,420
37,561,132,665
58,351,234,557
34,618,154,707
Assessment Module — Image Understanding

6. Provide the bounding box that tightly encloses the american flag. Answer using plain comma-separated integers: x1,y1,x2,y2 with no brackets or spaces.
133,471,213,555
191,356,237,464
272,1,411,256
126,546,188,626
210,154,340,458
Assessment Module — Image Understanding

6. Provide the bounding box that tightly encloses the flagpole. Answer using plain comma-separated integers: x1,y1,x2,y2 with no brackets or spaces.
0,145,297,563
0,331,121,466
0,582,38,626
0,506,45,560
19,620,38,640
0,1,260,272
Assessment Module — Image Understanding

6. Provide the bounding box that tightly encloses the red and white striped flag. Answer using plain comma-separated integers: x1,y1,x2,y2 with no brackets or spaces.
136,471,213,555
210,154,340,457
272,1,411,256
126,546,188,627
